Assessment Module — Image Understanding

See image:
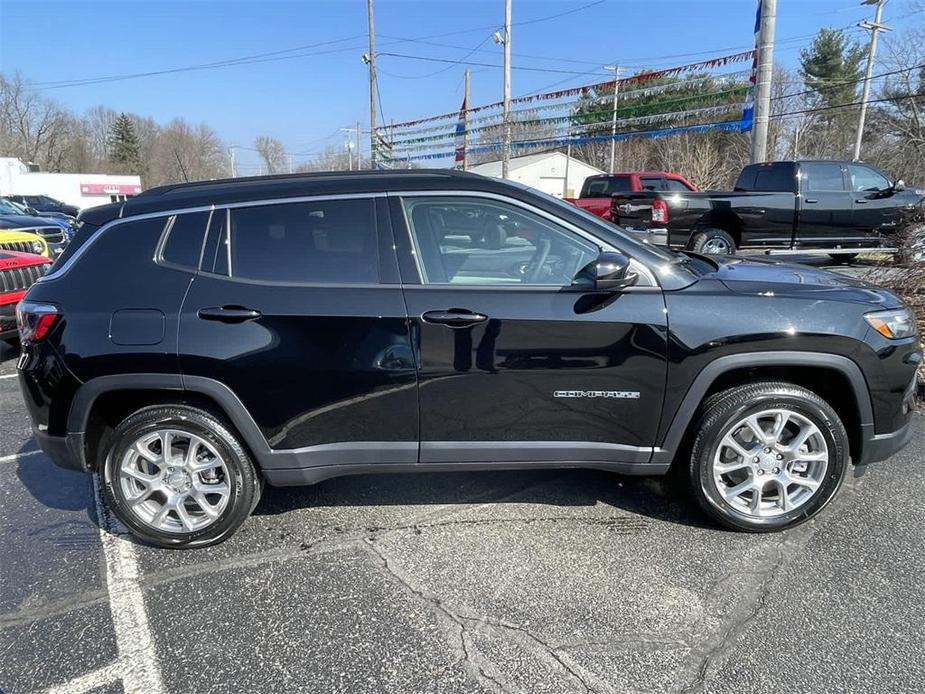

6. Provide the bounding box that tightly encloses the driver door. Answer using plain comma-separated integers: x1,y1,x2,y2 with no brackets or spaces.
390,193,668,466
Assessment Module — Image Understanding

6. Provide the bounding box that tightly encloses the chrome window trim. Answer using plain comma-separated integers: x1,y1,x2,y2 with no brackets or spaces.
39,192,387,282
389,189,659,288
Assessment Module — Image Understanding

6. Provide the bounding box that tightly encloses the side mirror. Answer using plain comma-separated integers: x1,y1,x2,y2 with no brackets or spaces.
572,251,637,291
893,179,907,192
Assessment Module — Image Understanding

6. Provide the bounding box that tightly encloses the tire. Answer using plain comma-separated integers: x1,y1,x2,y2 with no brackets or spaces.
101,405,261,548
688,228,736,255
688,381,848,532
828,253,858,264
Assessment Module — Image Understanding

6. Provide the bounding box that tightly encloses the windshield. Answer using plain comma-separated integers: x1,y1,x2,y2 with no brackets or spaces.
0,199,26,215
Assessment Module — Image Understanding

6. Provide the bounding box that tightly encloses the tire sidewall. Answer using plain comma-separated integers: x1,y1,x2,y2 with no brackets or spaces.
691,228,736,255
694,391,848,531
102,408,253,548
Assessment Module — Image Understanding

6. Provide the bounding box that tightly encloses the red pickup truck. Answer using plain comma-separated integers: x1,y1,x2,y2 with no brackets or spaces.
1,250,50,342
565,172,698,221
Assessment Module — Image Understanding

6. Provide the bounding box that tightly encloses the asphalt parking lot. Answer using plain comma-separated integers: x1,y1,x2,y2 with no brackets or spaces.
2,275,925,693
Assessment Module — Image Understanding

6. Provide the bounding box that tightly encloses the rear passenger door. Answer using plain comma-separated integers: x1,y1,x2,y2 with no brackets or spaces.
797,162,854,245
178,196,418,471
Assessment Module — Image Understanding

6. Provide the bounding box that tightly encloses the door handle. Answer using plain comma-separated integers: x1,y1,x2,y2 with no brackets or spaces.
197,306,262,323
804,198,819,204
854,199,869,204
421,309,488,328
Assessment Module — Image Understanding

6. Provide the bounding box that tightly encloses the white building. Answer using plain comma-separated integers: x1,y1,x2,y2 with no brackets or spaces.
0,158,142,210
468,151,604,199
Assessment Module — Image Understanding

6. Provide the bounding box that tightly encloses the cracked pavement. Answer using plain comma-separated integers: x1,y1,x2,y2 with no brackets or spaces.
2,343,925,693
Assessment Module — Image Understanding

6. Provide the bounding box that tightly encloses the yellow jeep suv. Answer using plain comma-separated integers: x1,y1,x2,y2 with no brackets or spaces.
0,229,49,258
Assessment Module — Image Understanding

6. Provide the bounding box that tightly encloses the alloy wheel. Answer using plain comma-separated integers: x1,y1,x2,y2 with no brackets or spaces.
118,429,231,533
702,237,731,254
711,408,829,518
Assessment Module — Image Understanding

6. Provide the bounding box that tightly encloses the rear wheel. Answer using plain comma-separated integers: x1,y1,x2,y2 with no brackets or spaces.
101,405,261,548
689,382,848,532
689,228,736,255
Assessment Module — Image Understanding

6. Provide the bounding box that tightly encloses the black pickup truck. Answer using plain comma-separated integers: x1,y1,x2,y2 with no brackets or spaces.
611,160,923,259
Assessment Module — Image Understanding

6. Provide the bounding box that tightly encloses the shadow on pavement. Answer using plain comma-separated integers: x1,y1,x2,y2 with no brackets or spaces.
255,467,715,531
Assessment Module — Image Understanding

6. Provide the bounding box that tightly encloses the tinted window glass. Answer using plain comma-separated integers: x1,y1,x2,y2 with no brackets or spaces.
665,179,692,192
848,165,890,193
228,199,377,284
401,197,598,286
801,163,846,192
734,166,758,190
752,164,795,192
640,177,663,191
161,212,209,269
585,177,631,197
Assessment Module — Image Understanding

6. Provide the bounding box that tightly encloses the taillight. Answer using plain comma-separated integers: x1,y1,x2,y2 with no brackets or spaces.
651,199,670,225
16,301,60,343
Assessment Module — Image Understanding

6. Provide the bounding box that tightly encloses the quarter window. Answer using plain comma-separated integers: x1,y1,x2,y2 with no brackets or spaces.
160,212,209,269
401,197,599,286
225,199,378,284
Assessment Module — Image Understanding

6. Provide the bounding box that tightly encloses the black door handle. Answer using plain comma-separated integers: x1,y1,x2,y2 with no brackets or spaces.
804,198,819,204
421,309,488,328
198,306,262,323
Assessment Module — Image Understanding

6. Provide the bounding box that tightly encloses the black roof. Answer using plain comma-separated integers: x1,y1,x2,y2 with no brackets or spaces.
80,169,510,227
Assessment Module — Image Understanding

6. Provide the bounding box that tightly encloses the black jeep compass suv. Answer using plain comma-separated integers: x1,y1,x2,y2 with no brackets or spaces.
17,170,919,548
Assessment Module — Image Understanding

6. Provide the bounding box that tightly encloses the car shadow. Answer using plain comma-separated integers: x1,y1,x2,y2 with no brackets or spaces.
253,467,714,531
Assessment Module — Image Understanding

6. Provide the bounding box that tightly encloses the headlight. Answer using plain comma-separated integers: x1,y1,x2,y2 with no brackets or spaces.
31,240,44,254
865,308,917,339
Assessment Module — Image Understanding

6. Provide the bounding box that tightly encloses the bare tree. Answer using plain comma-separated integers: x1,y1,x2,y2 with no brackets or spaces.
254,135,288,174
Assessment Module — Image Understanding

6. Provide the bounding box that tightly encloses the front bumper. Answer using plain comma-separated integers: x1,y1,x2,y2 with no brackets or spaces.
858,373,918,465
0,302,17,340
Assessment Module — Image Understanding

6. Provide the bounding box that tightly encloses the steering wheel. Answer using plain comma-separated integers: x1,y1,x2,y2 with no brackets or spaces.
524,238,552,283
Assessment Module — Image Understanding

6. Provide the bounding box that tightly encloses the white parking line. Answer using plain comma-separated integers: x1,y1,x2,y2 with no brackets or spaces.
90,474,165,694
0,373,18,380
44,662,122,694
0,450,42,464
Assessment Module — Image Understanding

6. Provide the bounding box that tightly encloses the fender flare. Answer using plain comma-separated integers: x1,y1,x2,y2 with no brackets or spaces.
652,351,874,464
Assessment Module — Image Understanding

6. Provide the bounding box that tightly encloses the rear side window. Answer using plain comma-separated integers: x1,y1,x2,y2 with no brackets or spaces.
665,179,692,192
48,219,101,272
801,163,846,192
584,177,631,197
751,163,795,192
227,198,378,284
160,212,209,269
640,177,664,191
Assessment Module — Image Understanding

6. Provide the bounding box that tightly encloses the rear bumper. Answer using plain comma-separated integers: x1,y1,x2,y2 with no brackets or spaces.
32,428,85,471
623,226,668,247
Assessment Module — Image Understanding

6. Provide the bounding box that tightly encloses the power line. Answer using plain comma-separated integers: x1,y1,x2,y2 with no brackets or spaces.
377,52,602,76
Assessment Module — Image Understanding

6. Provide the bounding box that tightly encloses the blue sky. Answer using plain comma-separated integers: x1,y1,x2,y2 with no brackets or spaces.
0,0,888,172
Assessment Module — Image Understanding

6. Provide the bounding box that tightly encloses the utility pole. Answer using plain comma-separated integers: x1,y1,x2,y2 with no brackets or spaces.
853,0,889,161
366,0,379,169
564,119,572,198
749,0,776,164
501,0,512,178
356,120,362,169
463,68,471,171
288,154,293,174
604,65,621,173
228,146,236,178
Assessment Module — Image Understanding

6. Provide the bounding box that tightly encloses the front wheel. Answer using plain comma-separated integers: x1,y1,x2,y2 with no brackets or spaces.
689,382,848,532
688,228,736,255
101,405,261,548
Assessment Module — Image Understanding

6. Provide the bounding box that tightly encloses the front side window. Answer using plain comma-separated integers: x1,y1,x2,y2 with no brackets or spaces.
665,179,692,192
801,163,846,192
585,177,631,197
848,165,890,193
401,197,599,287
226,198,378,284
640,177,664,191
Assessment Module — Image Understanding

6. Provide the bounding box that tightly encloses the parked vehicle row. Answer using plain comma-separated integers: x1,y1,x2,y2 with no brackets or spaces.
566,160,922,257
565,171,698,220
0,250,51,342
17,170,918,548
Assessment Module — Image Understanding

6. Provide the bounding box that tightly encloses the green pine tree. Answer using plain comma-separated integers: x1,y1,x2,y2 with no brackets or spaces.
108,112,141,173
800,28,866,109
